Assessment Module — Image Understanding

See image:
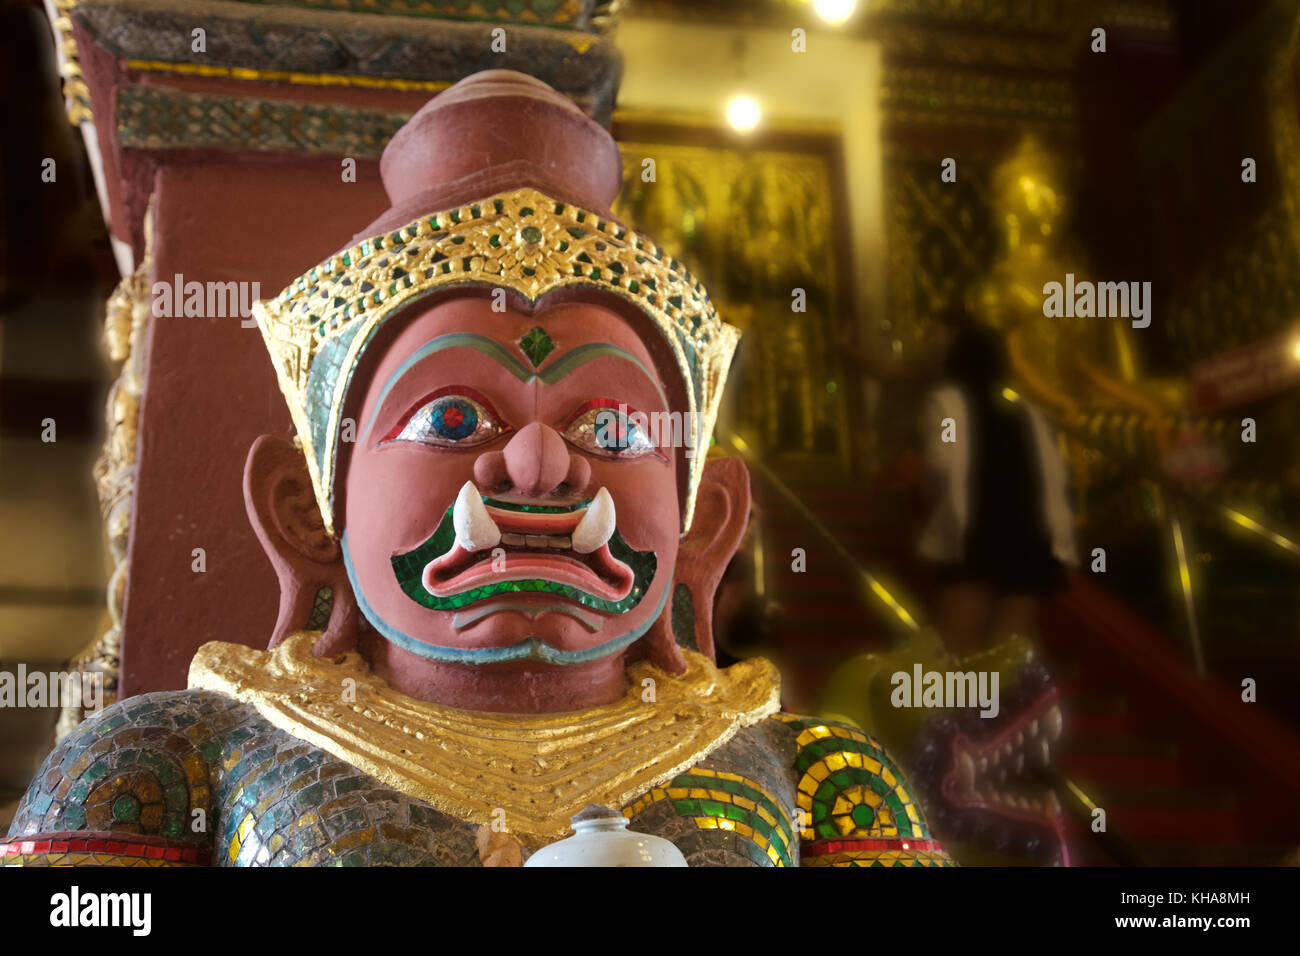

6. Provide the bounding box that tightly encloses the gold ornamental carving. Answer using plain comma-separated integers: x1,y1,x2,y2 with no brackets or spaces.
56,204,155,741
189,633,782,849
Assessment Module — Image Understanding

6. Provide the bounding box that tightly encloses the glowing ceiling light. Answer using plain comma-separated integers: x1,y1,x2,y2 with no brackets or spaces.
814,0,857,25
725,94,761,133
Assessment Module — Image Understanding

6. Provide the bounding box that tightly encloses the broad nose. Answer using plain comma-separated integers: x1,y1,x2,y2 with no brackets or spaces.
474,422,590,496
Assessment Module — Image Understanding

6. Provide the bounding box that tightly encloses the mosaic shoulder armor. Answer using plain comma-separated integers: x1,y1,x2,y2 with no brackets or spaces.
621,714,955,867
4,690,230,865
2,689,482,866
776,713,954,867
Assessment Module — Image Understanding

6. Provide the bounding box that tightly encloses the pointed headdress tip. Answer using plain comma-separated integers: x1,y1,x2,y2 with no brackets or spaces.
375,69,624,230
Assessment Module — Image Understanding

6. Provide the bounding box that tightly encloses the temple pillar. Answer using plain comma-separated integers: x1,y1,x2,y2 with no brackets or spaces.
47,0,624,700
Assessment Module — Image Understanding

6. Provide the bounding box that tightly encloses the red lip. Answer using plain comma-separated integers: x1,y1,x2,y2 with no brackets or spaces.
423,542,633,601
481,503,585,535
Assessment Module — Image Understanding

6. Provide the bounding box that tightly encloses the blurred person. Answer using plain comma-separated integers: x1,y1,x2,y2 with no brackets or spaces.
918,307,1078,657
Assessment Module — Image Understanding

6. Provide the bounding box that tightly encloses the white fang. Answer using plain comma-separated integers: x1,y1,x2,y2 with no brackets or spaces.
571,487,616,554
453,481,501,552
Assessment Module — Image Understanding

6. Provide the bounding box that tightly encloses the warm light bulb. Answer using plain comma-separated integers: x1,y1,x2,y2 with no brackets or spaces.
814,0,857,25
725,94,762,133
1292,338,1300,362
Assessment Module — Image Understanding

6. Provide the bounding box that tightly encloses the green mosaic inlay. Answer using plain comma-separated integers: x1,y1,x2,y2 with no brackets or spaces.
112,794,141,823
793,733,890,777
667,770,795,866
480,498,585,513
62,805,86,829
307,586,334,631
517,326,555,367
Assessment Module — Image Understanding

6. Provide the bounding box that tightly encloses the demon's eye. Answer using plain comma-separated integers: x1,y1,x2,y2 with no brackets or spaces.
382,388,508,448
562,399,666,461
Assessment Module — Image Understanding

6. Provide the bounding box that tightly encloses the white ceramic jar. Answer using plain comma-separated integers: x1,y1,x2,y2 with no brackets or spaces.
524,804,688,867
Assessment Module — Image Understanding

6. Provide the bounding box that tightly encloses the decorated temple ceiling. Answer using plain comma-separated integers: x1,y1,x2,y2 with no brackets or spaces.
201,0,619,31
47,0,623,132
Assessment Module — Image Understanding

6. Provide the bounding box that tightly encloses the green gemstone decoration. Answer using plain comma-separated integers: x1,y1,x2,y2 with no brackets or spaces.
517,326,555,367
481,498,585,513
663,770,796,868
520,225,543,244
307,585,334,631
671,583,696,651
112,794,141,823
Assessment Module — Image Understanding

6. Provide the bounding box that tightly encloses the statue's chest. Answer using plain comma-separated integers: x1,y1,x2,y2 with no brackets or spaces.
215,720,797,867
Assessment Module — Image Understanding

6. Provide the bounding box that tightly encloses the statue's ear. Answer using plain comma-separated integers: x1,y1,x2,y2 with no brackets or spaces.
244,435,359,655
644,455,752,669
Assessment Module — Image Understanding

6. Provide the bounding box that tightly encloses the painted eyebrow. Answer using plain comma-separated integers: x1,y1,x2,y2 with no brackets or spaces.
536,342,667,407
360,333,669,442
361,334,529,442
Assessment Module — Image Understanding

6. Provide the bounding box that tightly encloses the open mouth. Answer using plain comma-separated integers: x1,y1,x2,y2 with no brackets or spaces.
391,483,657,614
425,497,634,602
942,691,1064,825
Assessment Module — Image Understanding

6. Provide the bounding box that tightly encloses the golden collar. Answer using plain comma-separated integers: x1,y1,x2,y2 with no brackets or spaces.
189,633,780,848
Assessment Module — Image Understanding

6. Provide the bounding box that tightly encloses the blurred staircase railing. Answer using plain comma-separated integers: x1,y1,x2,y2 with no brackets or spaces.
723,431,921,639
1031,396,1300,676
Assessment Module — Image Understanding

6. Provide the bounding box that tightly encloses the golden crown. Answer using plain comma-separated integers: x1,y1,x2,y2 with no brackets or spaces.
253,186,740,536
